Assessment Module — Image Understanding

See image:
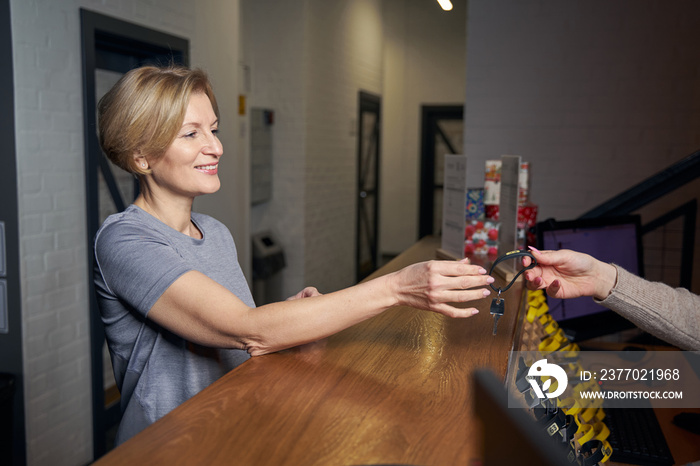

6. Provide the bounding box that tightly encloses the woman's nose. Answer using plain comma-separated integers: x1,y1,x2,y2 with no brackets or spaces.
205,132,223,156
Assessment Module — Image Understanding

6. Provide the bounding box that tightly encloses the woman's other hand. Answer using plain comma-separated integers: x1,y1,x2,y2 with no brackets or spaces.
286,287,323,301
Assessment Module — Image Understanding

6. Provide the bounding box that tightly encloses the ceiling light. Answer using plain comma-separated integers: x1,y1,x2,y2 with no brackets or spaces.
437,0,453,11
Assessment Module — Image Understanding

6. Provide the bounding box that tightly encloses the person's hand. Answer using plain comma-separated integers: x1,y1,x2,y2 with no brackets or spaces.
286,287,323,301
390,258,495,318
523,247,617,300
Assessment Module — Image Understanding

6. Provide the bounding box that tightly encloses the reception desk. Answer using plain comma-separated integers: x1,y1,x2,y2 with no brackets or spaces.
93,236,700,465
95,236,523,465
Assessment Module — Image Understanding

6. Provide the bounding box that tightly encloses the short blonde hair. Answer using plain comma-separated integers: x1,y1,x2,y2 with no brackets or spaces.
97,65,219,175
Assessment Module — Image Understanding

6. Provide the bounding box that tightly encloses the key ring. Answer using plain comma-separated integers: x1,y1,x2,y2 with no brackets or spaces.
488,249,537,293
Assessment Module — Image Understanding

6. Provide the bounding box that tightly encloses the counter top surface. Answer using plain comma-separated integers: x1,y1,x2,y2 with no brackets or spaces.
96,236,522,465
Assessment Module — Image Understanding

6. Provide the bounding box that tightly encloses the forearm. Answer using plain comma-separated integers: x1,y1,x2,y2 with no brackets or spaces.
239,274,398,355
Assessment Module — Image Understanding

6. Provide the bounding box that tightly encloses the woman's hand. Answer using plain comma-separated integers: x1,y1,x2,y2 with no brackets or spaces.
390,258,495,318
523,247,617,300
286,287,323,301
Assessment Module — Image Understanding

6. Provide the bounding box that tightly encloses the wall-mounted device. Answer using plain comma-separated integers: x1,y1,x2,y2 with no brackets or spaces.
252,230,285,280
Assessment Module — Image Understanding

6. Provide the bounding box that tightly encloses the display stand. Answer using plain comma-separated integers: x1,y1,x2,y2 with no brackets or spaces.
494,155,521,281
440,154,468,260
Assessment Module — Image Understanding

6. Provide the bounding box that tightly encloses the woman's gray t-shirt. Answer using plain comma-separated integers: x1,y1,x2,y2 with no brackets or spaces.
93,205,253,444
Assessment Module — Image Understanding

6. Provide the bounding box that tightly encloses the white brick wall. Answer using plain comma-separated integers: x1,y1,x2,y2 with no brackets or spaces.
246,0,466,294
12,1,93,462
463,0,700,223
244,0,308,301
304,0,383,291
11,0,243,464
245,0,384,297
380,0,468,255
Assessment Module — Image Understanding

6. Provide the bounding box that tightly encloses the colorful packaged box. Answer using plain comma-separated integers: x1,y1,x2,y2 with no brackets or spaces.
464,219,500,257
482,204,538,249
465,188,485,221
484,160,502,206
484,160,530,208
518,161,529,206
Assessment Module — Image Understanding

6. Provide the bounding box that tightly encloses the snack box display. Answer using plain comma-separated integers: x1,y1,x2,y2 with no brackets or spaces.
484,160,501,205
483,204,538,249
484,160,530,207
464,219,499,257
465,188,485,221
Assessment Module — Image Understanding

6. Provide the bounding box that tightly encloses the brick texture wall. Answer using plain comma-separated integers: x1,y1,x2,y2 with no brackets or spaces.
244,0,308,300
304,0,383,291
245,0,384,297
380,0,468,255
246,0,467,294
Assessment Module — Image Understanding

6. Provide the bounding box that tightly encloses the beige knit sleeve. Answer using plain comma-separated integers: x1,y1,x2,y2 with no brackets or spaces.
595,265,700,350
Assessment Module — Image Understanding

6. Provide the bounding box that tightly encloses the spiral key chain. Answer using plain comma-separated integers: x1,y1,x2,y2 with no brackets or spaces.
488,249,537,335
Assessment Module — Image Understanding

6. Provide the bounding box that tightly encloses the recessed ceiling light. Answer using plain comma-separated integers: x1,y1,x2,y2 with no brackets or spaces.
437,0,453,11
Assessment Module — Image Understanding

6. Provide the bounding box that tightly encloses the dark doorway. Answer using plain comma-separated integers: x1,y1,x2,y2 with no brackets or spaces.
419,105,464,239
80,9,188,458
356,92,382,282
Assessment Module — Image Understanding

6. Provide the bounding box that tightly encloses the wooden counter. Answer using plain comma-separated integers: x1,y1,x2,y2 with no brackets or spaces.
95,236,524,465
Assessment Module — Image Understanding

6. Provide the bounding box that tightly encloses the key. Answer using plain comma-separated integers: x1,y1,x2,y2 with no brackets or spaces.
490,295,505,335
491,313,501,335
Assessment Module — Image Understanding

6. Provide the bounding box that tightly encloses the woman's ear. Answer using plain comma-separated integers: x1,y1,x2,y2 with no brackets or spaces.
132,151,150,175
134,151,147,169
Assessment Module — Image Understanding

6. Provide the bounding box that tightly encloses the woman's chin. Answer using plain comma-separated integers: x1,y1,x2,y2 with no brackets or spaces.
202,179,221,194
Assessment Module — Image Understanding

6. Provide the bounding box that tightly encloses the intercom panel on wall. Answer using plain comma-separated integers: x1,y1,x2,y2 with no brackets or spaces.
251,108,274,205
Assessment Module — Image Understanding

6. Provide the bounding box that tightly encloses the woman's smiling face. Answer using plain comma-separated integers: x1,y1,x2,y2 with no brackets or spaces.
146,91,223,200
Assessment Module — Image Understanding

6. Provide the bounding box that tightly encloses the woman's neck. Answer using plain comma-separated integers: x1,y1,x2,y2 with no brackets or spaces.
134,192,201,239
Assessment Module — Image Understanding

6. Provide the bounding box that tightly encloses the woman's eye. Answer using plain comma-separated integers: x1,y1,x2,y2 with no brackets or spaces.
183,131,197,138
212,128,219,137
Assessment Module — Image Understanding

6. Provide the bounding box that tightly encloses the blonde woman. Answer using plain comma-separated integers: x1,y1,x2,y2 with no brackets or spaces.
94,65,494,444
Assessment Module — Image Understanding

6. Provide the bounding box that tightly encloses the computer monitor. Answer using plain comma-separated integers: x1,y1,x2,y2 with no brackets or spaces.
535,215,644,342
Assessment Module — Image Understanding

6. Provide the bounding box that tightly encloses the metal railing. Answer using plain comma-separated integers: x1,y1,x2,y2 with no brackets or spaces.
579,150,700,289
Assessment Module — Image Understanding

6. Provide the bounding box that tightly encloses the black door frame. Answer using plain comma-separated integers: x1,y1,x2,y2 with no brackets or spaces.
0,0,26,463
80,9,188,458
356,91,381,282
418,105,464,239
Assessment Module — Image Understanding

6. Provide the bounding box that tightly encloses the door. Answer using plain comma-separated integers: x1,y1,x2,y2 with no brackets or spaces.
419,106,464,239
80,9,188,458
356,92,381,282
